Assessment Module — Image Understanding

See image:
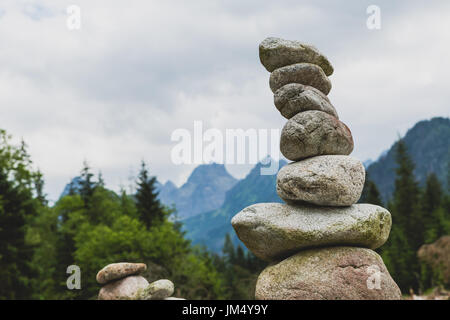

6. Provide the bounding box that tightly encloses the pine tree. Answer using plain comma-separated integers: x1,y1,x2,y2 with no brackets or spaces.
97,171,105,188
135,161,165,228
219,234,267,299
33,169,47,206
392,140,423,248
235,245,246,268
367,181,383,206
80,161,96,207
0,132,37,299
222,233,235,265
381,225,413,292
360,173,383,206
0,170,36,299
246,251,266,273
423,173,442,215
67,179,77,196
120,188,138,219
422,173,446,243
385,139,423,292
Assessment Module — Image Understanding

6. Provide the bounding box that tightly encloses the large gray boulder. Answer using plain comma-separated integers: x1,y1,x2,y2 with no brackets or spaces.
96,262,147,284
259,37,334,76
277,155,365,206
255,247,402,300
269,63,331,95
280,111,353,161
98,275,149,300
274,83,338,119
231,203,391,261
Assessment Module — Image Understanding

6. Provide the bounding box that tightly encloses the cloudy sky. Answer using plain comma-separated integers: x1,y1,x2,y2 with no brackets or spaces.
1,0,449,201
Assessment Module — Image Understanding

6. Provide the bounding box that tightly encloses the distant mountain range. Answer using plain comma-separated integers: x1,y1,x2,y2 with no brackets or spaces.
156,163,238,220
182,159,287,252
367,117,449,202
59,117,449,253
61,163,238,220
179,117,449,252
60,176,83,198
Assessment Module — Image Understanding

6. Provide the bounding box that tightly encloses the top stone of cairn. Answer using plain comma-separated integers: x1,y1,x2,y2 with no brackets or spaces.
96,262,147,284
259,37,334,76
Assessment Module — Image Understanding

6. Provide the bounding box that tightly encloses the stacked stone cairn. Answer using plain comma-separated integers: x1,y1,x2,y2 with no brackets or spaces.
231,37,402,300
97,262,184,300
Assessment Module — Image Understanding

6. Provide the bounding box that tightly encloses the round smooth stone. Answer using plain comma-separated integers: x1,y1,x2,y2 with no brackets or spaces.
231,202,391,261
269,63,332,95
136,279,175,300
280,110,353,161
276,155,365,206
255,247,402,300
274,83,338,119
259,37,334,76
96,262,147,284
98,276,149,300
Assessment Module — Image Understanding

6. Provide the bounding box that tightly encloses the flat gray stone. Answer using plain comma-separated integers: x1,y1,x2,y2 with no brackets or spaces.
274,83,338,119
255,247,402,300
136,279,175,300
259,37,333,76
231,203,391,261
277,155,365,206
280,111,353,161
98,275,149,300
269,63,331,95
96,262,147,284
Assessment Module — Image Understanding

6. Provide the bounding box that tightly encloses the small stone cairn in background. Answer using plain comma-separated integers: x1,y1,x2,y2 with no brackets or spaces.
97,262,184,300
231,37,402,300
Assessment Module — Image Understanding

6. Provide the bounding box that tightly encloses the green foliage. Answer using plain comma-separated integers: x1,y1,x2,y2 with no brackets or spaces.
183,160,286,253
367,117,450,202
380,139,450,293
80,161,96,206
26,204,59,299
417,236,450,289
0,129,229,299
382,140,423,291
135,161,166,228
1,126,448,300
422,174,449,243
0,131,40,299
168,248,226,299
212,233,266,299
359,172,383,206
45,174,225,299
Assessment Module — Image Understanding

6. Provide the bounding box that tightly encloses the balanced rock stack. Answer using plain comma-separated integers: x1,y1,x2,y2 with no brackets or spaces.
231,37,402,300
97,262,184,300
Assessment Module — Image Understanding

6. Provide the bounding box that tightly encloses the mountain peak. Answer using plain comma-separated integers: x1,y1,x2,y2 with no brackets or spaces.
245,157,288,178
183,158,286,253
163,180,176,189
60,176,83,199
187,163,235,184
367,116,449,201
158,163,238,219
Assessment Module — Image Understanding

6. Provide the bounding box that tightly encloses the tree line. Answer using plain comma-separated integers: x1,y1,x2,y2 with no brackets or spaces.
0,128,448,299
214,138,450,298
0,130,228,299
360,140,450,293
